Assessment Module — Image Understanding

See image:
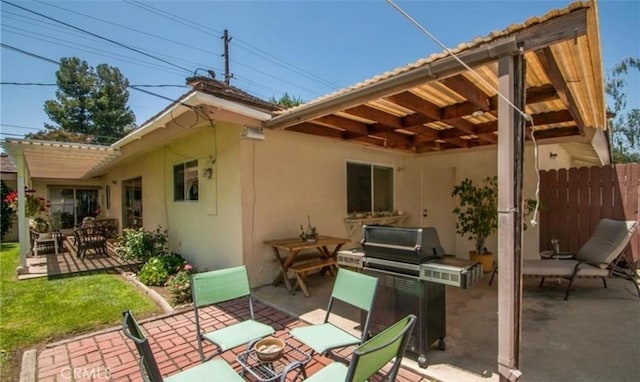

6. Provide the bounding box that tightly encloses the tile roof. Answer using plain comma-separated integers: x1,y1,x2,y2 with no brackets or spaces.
274,1,591,115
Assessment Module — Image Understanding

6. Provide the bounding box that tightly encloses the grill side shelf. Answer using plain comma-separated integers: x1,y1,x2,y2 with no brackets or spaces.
420,261,482,289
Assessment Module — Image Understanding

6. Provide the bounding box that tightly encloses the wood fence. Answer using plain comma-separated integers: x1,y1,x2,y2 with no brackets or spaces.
539,163,639,262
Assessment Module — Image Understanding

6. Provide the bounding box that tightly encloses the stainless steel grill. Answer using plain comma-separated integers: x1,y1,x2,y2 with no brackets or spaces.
339,225,482,368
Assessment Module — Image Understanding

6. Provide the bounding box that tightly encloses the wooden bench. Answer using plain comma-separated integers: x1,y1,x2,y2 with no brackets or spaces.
289,258,337,297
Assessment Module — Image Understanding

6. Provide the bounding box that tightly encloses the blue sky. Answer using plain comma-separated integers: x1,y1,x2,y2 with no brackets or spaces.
1,0,638,144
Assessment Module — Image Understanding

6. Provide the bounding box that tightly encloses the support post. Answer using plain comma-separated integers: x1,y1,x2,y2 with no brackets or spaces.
497,53,525,382
15,150,29,275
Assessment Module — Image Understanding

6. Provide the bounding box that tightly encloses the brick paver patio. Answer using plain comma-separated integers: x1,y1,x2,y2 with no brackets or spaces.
35,299,431,381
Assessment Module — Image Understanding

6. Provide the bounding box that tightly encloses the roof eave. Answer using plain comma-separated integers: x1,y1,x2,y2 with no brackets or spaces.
113,91,272,150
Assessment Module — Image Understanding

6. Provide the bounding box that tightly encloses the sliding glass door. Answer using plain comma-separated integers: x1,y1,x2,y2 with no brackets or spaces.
48,188,99,229
122,177,142,229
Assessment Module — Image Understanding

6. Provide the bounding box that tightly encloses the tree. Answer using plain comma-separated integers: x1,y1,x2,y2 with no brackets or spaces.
1,181,15,240
269,92,304,108
27,57,136,145
606,57,640,163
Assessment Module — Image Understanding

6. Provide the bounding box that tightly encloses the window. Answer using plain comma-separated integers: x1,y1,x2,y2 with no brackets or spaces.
174,160,199,201
346,162,394,213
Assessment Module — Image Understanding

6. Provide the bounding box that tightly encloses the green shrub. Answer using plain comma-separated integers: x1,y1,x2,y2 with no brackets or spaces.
137,257,170,286
136,253,186,286
166,263,193,305
1,181,14,240
115,227,168,262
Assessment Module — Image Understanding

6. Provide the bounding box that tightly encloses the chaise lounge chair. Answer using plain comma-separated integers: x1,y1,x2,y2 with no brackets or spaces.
523,218,639,300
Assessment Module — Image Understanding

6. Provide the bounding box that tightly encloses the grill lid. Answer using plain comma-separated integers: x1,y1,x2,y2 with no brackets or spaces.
360,225,444,264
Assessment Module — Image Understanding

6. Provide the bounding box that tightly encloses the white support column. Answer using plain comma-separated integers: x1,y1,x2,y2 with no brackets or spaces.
15,150,29,274
497,54,524,382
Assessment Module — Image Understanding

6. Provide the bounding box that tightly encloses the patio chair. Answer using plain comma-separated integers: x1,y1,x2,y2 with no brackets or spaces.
284,314,416,382
121,310,243,382
523,219,639,300
192,265,275,362
290,268,378,357
73,225,108,259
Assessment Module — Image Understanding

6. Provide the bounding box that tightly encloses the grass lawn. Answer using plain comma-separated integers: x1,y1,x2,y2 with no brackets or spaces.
0,242,160,381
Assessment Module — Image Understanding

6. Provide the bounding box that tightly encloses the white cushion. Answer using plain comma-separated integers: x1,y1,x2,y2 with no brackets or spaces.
523,260,608,277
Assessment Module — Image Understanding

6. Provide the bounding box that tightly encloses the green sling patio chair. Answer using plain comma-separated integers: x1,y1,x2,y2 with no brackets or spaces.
192,265,275,361
121,310,243,382
523,219,639,300
284,314,416,382
290,268,378,357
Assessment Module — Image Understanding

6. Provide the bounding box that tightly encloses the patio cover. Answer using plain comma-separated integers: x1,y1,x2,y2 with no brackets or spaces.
1,139,119,179
264,1,608,165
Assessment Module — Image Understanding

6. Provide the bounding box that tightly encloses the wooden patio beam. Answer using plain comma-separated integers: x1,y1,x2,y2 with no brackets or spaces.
287,122,344,139
535,48,586,135
343,105,403,128
385,92,442,120
441,75,491,111
315,115,369,136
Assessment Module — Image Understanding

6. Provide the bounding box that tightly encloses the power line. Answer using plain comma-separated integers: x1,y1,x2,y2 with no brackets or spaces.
2,26,188,77
125,0,223,36
1,82,188,88
2,0,193,74
0,43,189,109
1,123,41,131
2,20,217,74
35,0,225,57
124,0,338,91
0,42,59,65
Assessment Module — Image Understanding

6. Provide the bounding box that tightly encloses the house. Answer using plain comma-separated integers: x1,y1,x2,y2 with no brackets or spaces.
3,1,607,290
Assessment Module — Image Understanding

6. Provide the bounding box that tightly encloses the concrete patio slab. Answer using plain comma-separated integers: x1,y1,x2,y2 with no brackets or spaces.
253,271,640,382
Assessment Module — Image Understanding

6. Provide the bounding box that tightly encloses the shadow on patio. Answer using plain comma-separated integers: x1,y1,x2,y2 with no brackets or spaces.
19,237,142,280
30,268,639,381
35,298,431,381
253,271,640,382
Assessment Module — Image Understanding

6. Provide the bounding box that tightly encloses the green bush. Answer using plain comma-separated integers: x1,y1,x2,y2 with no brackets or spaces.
1,181,14,240
167,263,193,305
137,257,170,286
136,253,186,286
115,227,168,262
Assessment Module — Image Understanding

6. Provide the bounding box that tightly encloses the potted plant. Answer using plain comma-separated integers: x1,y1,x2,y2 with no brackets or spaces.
451,176,498,273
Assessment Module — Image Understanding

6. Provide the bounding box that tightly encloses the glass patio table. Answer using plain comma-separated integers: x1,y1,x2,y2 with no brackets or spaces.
236,340,311,382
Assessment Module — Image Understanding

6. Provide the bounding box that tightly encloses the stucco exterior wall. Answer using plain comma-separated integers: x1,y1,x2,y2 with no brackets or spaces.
94,116,570,285
103,121,244,271
241,129,405,287
398,146,542,261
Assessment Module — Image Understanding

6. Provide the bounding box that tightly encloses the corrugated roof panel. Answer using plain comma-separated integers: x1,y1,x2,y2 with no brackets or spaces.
334,111,374,124
524,52,550,87
366,99,414,116
462,65,499,97
412,82,465,106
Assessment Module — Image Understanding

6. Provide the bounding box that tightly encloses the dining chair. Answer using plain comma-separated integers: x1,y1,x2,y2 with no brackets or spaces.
121,310,243,382
192,265,275,361
290,268,378,357
286,314,416,382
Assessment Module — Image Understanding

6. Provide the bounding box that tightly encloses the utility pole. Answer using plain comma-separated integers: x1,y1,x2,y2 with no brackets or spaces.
222,29,233,85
